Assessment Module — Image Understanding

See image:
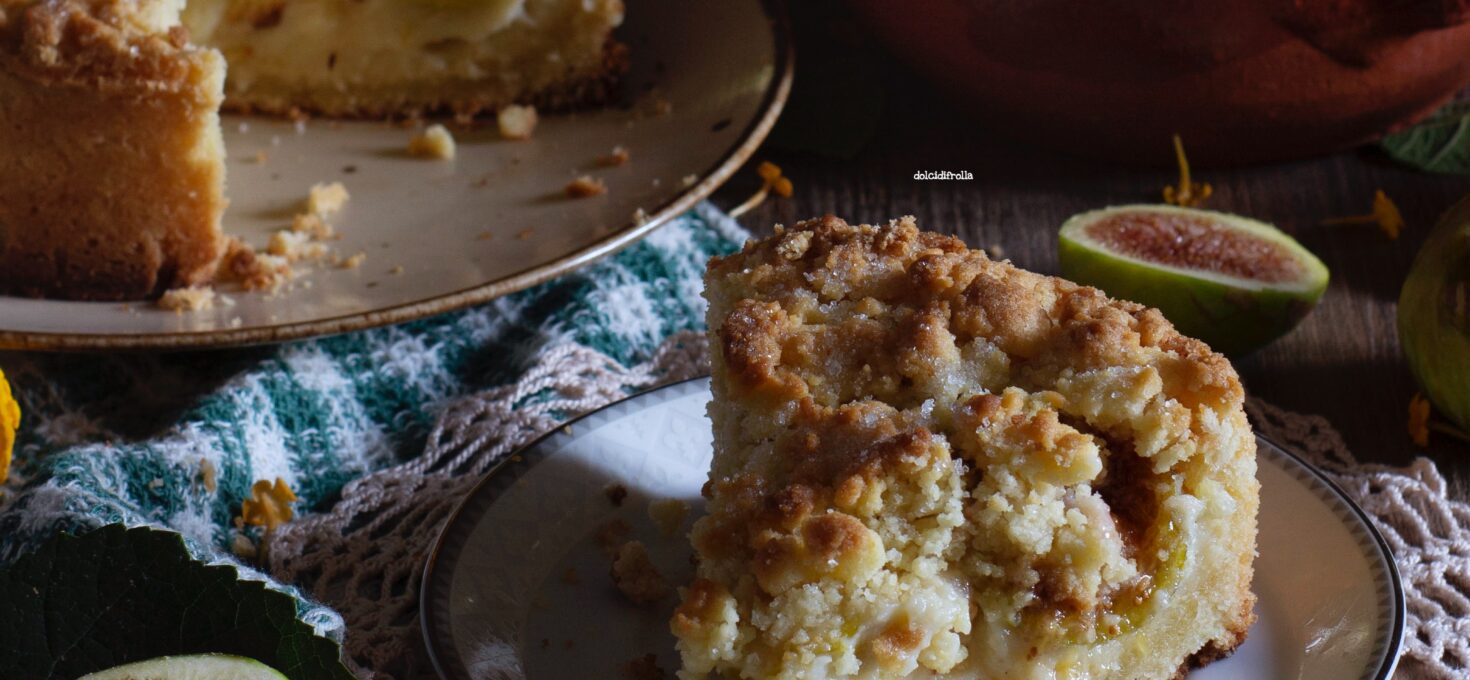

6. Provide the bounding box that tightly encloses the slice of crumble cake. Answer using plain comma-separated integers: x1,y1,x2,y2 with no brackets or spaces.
673,216,1258,679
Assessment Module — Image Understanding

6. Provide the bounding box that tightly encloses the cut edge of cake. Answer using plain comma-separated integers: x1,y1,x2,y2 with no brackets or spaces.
0,0,227,300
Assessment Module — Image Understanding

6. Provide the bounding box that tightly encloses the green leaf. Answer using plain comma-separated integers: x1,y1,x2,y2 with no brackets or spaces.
0,525,353,680
1381,102,1470,175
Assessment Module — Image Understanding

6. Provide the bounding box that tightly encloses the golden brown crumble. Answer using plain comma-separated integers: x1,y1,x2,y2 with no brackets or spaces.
566,175,607,198
156,285,215,312
408,123,456,160
676,215,1258,680
611,540,670,606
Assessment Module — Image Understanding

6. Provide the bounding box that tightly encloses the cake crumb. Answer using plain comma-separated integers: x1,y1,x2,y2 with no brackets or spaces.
633,208,650,225
389,265,404,275
147,478,164,490
291,212,337,240
647,499,689,538
307,181,350,216
595,519,632,557
599,145,631,167
565,175,607,198
477,230,494,241
408,124,457,160
622,654,666,680
339,252,368,269
610,541,670,606
988,243,1007,259
252,150,268,164
229,317,243,328
223,239,293,292
158,286,216,312
605,483,628,507
268,230,327,262
199,458,217,493
681,174,698,188
498,105,539,140
561,567,580,585
517,228,533,240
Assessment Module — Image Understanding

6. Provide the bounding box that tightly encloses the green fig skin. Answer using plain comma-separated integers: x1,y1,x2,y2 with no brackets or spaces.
1059,206,1330,357
1398,196,1470,432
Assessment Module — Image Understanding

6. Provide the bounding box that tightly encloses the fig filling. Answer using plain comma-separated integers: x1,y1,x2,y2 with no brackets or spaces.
1029,444,1174,642
1085,212,1302,283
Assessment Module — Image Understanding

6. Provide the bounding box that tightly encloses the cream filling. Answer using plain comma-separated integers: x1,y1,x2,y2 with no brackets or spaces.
181,0,530,88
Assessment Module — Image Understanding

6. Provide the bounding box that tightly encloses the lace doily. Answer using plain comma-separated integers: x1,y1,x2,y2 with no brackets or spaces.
265,333,1470,679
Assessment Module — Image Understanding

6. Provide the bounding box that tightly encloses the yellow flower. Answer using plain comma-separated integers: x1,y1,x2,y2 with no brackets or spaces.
0,368,17,484
1162,134,1212,208
241,478,298,530
731,161,794,217
1408,392,1431,447
1322,189,1404,239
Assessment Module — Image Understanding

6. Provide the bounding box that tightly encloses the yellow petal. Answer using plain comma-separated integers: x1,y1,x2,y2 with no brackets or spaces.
1372,190,1404,239
241,477,297,530
773,177,794,198
0,368,18,485
1408,393,1431,447
757,161,782,183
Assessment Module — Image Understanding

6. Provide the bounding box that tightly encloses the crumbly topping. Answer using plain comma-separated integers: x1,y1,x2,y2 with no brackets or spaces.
497,104,538,140
408,123,456,160
156,285,215,312
0,0,208,91
611,540,671,606
678,215,1257,679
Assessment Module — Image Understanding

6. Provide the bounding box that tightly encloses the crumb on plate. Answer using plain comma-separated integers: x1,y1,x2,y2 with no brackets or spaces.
408,124,457,160
611,540,671,606
498,105,539,140
599,145,631,167
157,286,216,312
307,181,350,216
566,175,607,198
339,252,368,269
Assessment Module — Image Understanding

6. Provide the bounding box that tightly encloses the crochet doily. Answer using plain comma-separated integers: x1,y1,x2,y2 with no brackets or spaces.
266,333,1470,679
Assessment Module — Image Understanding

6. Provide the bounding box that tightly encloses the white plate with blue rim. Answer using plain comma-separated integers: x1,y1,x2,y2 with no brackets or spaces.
422,378,1405,679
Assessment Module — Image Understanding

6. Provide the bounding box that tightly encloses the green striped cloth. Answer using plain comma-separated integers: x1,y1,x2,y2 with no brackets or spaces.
0,204,746,640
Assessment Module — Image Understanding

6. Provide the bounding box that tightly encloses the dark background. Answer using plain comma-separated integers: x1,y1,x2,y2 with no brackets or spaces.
710,4,1470,500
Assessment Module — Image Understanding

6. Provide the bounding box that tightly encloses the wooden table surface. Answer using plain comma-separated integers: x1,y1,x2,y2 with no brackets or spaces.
711,8,1470,501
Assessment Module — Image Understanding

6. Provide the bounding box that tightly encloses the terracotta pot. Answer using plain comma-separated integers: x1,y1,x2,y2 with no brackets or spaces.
847,0,1470,165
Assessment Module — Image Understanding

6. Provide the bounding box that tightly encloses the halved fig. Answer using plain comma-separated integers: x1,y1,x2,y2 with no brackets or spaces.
1059,204,1329,355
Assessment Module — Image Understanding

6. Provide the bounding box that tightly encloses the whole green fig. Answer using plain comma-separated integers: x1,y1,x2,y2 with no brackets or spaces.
1399,196,1470,432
